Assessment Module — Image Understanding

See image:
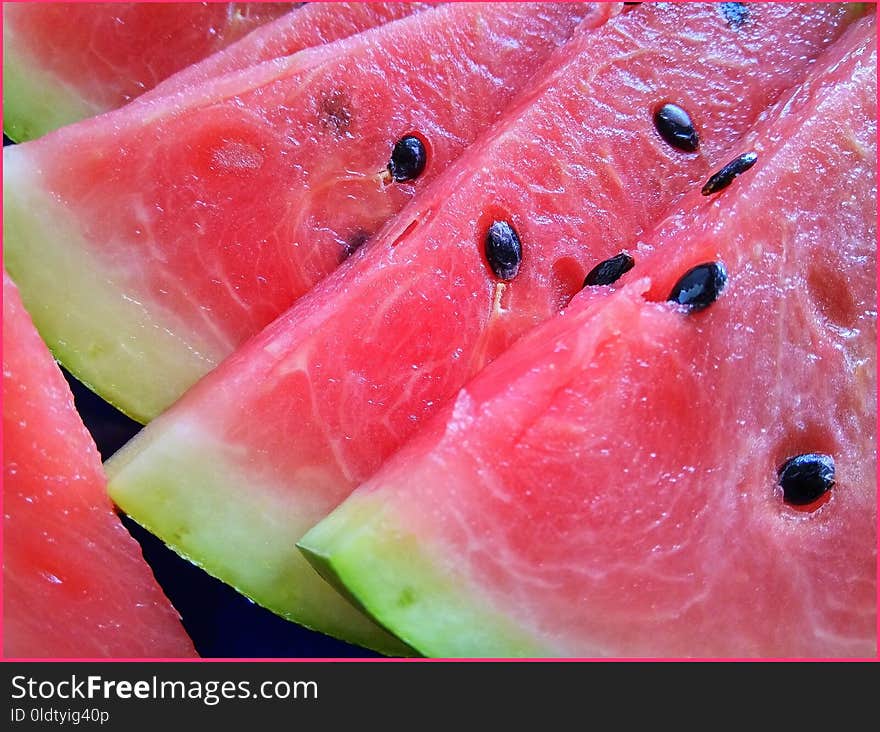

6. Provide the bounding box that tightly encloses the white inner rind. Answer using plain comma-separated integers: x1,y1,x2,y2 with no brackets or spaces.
106,417,413,656
2,149,226,423
2,26,102,141
299,491,555,658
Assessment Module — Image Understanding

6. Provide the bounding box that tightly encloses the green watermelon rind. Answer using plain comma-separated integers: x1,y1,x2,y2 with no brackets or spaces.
2,151,226,424
298,492,552,658
2,30,100,142
105,418,415,657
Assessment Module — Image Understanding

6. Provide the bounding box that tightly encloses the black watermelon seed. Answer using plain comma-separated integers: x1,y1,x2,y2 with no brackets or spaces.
778,453,835,506
668,262,727,311
583,253,635,287
485,220,522,281
654,104,699,152
702,152,758,196
720,2,749,29
388,135,427,182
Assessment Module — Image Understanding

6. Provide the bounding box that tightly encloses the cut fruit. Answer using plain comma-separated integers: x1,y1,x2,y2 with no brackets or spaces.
107,418,412,655
2,272,196,658
3,1,608,422
2,2,291,141
301,19,878,657
104,3,862,649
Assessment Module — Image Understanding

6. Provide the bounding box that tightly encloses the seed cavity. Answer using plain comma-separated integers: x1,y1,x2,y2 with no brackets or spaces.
551,256,585,310
720,2,749,29
778,453,835,507
388,135,427,182
390,218,419,248
583,253,635,287
342,229,370,258
702,152,758,196
320,89,352,133
668,262,727,311
484,220,522,281
653,104,699,152
807,259,857,331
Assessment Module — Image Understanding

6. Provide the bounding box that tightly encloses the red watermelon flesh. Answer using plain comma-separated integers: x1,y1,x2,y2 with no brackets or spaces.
300,18,878,658
3,1,611,423
105,3,862,648
140,3,433,103
2,2,291,141
2,272,195,659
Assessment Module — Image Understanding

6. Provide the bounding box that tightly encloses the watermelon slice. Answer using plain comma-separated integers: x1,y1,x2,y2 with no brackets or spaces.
2,272,196,658
300,18,878,658
3,1,608,423
2,2,292,141
105,3,861,648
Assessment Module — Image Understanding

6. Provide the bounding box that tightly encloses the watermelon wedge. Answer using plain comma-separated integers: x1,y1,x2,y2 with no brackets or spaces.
2,2,291,141
3,1,608,423
2,272,196,658
300,18,878,658
105,3,861,649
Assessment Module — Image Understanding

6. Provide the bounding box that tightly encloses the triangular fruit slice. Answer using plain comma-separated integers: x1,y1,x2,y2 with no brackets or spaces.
300,18,878,658
105,3,862,650
3,1,608,423
140,3,432,103
2,272,197,658
2,2,291,141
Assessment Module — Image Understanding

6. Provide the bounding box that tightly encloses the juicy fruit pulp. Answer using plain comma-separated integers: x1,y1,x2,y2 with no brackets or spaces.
2,273,195,658
139,3,430,104
2,2,290,141
301,18,878,657
105,3,862,650
3,1,607,423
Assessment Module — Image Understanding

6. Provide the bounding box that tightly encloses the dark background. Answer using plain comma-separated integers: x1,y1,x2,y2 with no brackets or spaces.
4,133,375,658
